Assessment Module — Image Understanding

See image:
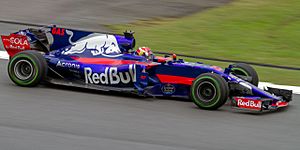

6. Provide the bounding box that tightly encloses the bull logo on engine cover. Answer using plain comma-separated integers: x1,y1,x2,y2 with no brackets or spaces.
62,31,122,57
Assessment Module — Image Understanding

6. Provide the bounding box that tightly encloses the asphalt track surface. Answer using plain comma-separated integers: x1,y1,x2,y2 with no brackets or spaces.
0,1,300,149
0,23,300,150
0,0,230,31
0,59,300,150
0,53,300,150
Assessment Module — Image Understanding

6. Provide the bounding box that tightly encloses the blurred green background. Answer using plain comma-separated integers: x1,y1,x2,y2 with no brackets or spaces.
108,0,300,85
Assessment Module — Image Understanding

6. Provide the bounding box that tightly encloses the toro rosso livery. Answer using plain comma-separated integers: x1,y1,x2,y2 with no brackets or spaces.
1,26,292,112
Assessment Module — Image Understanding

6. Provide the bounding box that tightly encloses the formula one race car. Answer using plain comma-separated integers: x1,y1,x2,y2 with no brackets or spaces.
1,26,292,112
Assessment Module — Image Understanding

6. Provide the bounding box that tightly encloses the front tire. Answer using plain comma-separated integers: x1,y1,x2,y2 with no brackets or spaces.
190,73,229,110
8,51,47,87
230,63,259,86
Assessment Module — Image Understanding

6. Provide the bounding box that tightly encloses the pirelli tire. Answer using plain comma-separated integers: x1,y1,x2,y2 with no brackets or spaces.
190,73,229,110
8,50,47,87
231,63,259,86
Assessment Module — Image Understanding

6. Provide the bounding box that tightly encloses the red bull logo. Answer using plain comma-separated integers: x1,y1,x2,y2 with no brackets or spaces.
84,64,136,85
235,97,262,110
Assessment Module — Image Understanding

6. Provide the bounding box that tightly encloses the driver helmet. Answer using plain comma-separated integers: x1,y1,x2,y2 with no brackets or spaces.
135,47,153,59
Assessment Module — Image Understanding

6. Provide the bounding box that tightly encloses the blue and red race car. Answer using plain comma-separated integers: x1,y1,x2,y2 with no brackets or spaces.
1,26,292,111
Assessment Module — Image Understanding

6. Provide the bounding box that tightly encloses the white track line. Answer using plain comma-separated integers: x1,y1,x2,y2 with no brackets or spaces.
0,50,299,94
259,82,300,94
0,51,9,59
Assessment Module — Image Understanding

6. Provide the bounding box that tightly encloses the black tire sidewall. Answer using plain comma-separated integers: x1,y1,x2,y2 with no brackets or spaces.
8,51,47,87
190,73,229,110
231,63,259,86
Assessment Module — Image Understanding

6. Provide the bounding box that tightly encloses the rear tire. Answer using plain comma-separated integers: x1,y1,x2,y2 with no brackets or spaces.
230,63,259,86
8,51,47,87
190,73,229,110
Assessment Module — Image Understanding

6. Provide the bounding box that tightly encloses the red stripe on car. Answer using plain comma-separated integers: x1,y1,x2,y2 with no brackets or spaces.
72,57,150,66
156,74,194,85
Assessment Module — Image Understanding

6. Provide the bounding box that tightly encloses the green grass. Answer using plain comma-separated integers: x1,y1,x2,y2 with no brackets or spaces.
108,0,300,85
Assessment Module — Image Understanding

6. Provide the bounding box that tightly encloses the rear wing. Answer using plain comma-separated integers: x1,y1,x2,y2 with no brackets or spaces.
1,25,135,57
1,34,31,57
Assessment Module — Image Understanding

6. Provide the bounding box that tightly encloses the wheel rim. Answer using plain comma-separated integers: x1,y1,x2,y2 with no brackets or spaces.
14,59,34,80
196,81,217,102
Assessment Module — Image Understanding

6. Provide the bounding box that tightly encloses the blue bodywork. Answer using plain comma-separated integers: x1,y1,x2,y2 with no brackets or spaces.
9,26,291,111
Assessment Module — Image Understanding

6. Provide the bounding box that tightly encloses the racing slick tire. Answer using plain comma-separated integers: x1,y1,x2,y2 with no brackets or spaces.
8,50,47,87
231,63,259,86
190,73,229,110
